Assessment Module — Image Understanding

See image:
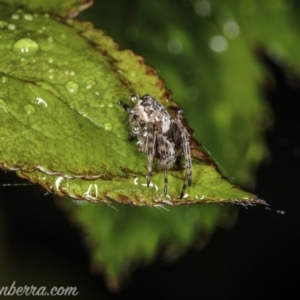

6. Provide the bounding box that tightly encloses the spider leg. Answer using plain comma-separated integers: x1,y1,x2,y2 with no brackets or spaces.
172,116,192,199
145,123,156,188
156,129,169,196
118,100,130,113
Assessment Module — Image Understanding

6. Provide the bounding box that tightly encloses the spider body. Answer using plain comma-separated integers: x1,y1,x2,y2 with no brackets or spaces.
120,94,192,199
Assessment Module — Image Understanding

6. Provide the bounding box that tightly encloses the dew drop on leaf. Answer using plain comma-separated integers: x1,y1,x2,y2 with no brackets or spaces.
12,38,39,55
1,76,7,83
103,123,112,131
65,81,79,94
23,104,35,115
34,97,48,107
85,79,96,89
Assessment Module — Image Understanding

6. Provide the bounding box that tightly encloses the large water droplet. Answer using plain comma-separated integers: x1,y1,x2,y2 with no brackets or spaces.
0,99,8,113
0,21,8,29
23,104,35,115
13,38,39,55
104,123,112,131
65,81,79,94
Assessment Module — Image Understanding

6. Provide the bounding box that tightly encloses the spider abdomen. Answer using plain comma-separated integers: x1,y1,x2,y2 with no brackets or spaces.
121,93,192,199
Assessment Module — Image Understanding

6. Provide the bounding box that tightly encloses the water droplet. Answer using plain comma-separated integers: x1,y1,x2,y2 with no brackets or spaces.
69,71,75,76
34,97,48,107
49,74,54,80
1,77,7,83
65,81,79,94
103,123,112,131
11,13,20,20
0,99,8,113
48,68,54,73
8,24,16,30
99,103,105,108
108,103,114,108
12,38,39,55
48,57,54,63
95,91,100,96
24,104,35,115
85,79,96,90
0,21,8,29
23,14,33,21
209,35,228,52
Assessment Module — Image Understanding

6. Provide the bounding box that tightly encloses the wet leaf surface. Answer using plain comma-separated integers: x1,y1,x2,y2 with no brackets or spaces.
0,3,260,206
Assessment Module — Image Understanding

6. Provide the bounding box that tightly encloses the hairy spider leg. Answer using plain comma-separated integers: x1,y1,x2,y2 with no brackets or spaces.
173,117,192,199
155,125,169,196
145,123,156,187
118,100,130,112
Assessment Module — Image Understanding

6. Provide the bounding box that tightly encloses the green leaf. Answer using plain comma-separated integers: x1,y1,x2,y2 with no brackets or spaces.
0,0,93,17
0,3,260,206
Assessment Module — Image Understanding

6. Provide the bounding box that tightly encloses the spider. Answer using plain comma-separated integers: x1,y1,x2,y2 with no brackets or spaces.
120,94,192,199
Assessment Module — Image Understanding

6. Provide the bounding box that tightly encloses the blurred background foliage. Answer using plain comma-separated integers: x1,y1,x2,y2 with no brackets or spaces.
82,0,274,185
80,0,299,184
1,0,300,297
